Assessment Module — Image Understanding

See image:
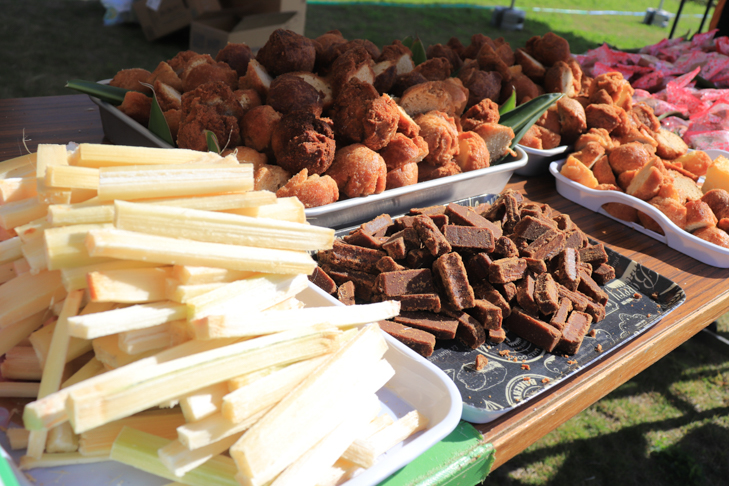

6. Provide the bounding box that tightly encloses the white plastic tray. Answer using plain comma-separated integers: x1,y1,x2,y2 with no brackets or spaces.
515,144,570,177
0,283,462,486
306,147,528,229
549,152,729,268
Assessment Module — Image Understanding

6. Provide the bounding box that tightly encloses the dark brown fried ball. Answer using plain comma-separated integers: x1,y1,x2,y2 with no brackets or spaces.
329,46,375,96
524,32,571,67
447,37,467,58
585,103,627,134
418,160,462,182
386,162,419,189
493,37,515,66
110,68,153,95
379,132,426,170
334,39,381,62
167,50,198,75
181,81,245,121
461,70,502,108
461,99,500,131
631,102,661,132
462,34,495,60
557,96,587,144
147,61,182,93
413,58,452,81
514,48,546,84
701,189,729,220
216,43,253,77
331,79,398,151
314,30,348,72
544,61,576,97
176,104,241,152
153,81,182,112
426,43,462,72
181,55,238,92
415,111,460,166
378,40,413,63
276,169,339,208
256,29,316,77
511,72,544,104
476,43,512,83
326,144,387,198
241,105,281,154
267,73,323,116
271,110,336,175
608,142,652,173
390,71,429,98
233,89,262,115
118,91,152,126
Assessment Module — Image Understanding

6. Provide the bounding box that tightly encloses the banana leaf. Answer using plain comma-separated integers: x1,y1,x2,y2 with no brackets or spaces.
205,130,221,153
411,37,427,66
147,86,175,147
499,90,517,115
498,92,564,149
65,79,135,106
402,35,414,50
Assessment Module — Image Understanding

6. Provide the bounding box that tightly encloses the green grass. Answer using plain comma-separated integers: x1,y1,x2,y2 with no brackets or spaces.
2,2,728,485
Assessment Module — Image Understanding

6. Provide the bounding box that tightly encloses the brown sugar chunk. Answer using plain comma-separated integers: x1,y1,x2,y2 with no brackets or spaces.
592,263,616,285
556,311,593,355
512,215,556,241
577,269,609,306
445,202,503,238
564,229,588,249
516,274,540,316
488,327,506,344
535,273,560,315
442,225,496,252
469,299,503,330
427,213,450,231
504,307,562,352
489,257,527,284
394,311,459,340
321,264,377,301
413,215,452,256
410,205,447,216
382,237,407,260
553,213,575,232
556,283,591,312
375,293,441,312
584,300,606,323
342,229,386,250
579,243,609,267
521,228,566,260
374,269,436,296
361,214,394,236
308,266,337,294
524,257,548,275
496,282,518,302
378,320,436,357
473,282,511,318
406,248,436,269
556,247,580,291
502,192,522,234
549,298,573,331
493,236,519,258
319,240,386,273
442,308,486,349
475,354,489,370
376,256,406,273
337,281,356,305
433,252,476,310
465,252,492,282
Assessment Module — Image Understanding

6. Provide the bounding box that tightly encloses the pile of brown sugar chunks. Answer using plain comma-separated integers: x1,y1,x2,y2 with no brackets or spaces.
310,190,616,357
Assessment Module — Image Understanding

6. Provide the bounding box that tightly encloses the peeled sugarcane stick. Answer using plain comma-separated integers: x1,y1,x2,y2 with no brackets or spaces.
113,200,334,252
0,260,17,283
48,202,114,226
224,197,305,224
176,407,271,451
0,309,46,357
118,322,181,355
29,319,93,367
0,236,22,265
44,223,114,271
165,281,226,304
87,266,172,303
178,382,229,423
7,428,31,450
0,270,66,329
14,217,50,242
159,433,243,478
18,452,108,470
45,165,99,190
171,265,256,285
21,236,47,273
71,143,210,168
68,301,187,339
60,259,159,291
45,422,78,453
139,191,276,211
0,177,37,204
0,197,49,231
1,346,42,380
61,356,106,389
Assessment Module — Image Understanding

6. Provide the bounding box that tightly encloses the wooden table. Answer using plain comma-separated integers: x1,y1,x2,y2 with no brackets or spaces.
2,95,729,479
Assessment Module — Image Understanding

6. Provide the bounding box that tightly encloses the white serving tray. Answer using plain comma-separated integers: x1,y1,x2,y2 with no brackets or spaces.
515,144,570,177
306,147,528,229
0,283,462,486
549,151,729,268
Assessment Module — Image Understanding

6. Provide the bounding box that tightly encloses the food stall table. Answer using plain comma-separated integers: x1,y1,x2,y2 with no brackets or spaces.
1,95,728,484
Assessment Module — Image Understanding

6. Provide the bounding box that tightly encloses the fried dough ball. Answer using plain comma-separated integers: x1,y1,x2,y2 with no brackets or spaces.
461,69,502,108
672,151,712,178
525,32,571,67
271,110,336,175
685,199,718,232
447,36,467,58
222,146,267,172
326,144,387,198
641,197,688,233
418,161,462,182
592,154,617,185
519,125,543,150
455,131,490,172
599,185,637,222
514,48,546,84
476,43,512,83
413,58,452,81
415,111,460,166
241,105,281,154
180,81,245,121
314,30,348,72
334,39,381,62
608,142,652,173
701,189,729,219
238,59,272,101
254,164,290,192
176,103,241,152
331,79,399,150
181,55,238,92
118,91,152,126
153,81,182,112
544,61,577,97
163,109,180,141
589,72,634,111
147,62,182,93
167,51,198,75
110,68,153,94
511,72,544,104
386,162,419,189
571,141,604,168
390,71,429,98
557,96,587,144
574,128,613,151
399,80,465,118
329,46,375,96
493,37,515,66
536,106,561,134
626,157,666,201
276,169,339,208
589,89,613,105
233,88,261,115
216,42,252,77
379,133,426,170
692,225,729,248
654,128,689,159
463,34,495,60
471,123,515,162
395,105,421,138
256,29,316,77
631,102,661,132
585,103,628,134
267,73,323,116
426,43,462,72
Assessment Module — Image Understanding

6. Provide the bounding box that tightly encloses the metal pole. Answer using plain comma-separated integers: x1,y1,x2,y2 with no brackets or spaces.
510,0,516,9
697,0,715,34
669,0,687,38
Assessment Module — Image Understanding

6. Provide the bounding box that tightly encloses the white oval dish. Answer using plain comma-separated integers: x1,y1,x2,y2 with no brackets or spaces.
515,144,570,177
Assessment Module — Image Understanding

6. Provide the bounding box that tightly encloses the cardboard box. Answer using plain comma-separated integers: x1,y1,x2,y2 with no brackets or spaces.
187,0,222,18
133,0,193,41
190,6,306,54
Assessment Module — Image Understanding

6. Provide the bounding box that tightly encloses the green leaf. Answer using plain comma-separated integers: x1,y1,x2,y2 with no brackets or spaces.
205,130,221,154
498,92,563,148
657,110,689,121
402,35,414,49
411,37,427,66
694,75,716,89
499,90,517,115
65,79,133,106
147,84,175,147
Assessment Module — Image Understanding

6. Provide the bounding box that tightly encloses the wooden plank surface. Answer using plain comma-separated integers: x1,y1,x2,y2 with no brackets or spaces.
1,94,728,474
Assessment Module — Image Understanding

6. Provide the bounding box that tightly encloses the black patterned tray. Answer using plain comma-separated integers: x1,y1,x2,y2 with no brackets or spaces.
335,194,686,424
